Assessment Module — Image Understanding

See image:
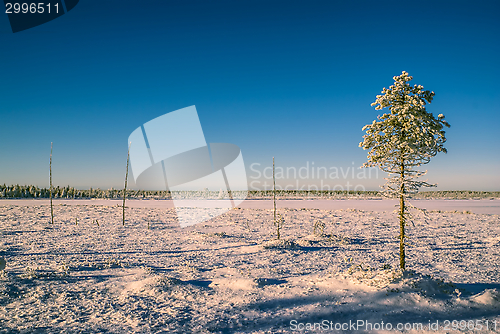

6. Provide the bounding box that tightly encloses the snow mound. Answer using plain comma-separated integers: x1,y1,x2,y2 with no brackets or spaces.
471,289,500,305
342,264,402,289
344,265,456,296
188,231,229,241
209,277,287,291
297,233,351,247
262,238,298,249
205,231,228,238
209,278,256,291
389,271,456,297
254,278,287,287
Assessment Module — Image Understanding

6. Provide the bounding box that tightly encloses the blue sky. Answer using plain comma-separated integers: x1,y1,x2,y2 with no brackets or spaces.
0,0,499,191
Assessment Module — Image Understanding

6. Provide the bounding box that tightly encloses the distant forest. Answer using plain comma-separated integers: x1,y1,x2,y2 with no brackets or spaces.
0,184,168,199
0,184,498,199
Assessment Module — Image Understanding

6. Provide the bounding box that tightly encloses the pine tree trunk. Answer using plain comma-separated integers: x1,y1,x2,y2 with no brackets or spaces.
123,143,131,227
273,157,279,240
50,142,54,225
399,158,406,270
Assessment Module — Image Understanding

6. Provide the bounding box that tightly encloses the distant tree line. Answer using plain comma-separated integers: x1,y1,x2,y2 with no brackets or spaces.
0,185,497,199
0,184,171,199
246,190,500,199
412,190,500,199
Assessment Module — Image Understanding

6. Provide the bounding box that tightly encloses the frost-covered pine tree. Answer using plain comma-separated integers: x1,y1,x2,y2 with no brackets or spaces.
359,71,450,270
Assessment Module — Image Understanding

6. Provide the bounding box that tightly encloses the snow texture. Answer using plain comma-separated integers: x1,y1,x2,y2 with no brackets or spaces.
0,200,499,333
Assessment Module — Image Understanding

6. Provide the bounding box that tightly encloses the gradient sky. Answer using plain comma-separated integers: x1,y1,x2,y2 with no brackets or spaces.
0,0,499,191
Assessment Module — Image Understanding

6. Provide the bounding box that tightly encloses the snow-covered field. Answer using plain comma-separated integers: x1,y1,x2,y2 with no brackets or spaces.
1,199,499,333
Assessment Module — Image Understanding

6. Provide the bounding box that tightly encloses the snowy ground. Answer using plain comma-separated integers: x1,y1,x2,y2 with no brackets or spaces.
0,199,499,333
2,198,500,214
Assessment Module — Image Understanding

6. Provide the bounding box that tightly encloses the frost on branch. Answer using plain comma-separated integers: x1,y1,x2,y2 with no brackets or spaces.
360,71,450,199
